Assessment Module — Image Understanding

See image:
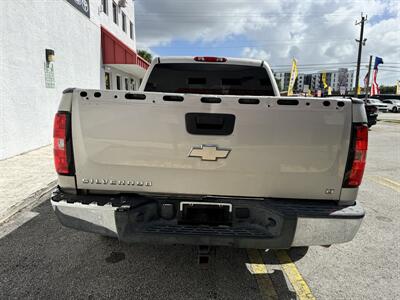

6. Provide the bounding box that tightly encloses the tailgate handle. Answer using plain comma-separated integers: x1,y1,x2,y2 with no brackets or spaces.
186,113,235,135
196,115,224,129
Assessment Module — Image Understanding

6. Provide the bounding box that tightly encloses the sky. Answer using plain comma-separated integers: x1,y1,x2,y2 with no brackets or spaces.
135,0,400,85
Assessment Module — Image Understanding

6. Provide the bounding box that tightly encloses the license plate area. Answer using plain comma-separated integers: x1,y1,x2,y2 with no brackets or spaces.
179,202,232,226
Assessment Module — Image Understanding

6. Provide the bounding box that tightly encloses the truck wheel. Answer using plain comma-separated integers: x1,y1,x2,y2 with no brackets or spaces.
99,234,118,241
285,246,309,261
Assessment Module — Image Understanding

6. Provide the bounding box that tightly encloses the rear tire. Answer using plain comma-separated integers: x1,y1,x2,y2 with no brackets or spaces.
286,246,309,261
393,107,398,113
99,234,118,241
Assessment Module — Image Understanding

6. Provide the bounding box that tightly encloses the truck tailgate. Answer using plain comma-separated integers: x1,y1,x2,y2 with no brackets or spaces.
72,90,352,200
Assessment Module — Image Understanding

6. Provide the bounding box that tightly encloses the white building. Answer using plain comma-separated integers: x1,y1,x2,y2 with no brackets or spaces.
273,72,290,91
297,73,305,91
273,69,354,93
311,73,321,91
326,68,354,92
0,0,149,160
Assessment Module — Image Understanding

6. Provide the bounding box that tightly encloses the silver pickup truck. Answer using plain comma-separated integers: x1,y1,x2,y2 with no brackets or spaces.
51,56,367,249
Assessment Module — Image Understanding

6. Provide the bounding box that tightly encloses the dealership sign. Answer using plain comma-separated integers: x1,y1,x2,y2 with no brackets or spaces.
66,0,90,18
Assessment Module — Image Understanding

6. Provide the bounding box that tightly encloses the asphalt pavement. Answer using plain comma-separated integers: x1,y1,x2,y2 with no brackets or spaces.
0,115,399,300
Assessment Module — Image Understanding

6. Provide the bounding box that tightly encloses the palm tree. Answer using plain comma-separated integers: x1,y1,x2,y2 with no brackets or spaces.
138,50,152,63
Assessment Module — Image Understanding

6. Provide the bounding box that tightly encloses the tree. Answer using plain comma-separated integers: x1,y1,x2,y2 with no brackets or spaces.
379,85,396,94
138,50,152,63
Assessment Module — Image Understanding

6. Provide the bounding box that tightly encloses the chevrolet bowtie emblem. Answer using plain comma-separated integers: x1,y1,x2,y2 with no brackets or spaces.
188,145,231,161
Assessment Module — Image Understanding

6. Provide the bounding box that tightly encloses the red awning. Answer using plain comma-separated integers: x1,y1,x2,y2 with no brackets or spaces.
101,27,149,70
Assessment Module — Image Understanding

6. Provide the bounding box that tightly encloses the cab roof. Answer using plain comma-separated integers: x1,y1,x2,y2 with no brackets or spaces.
154,56,266,67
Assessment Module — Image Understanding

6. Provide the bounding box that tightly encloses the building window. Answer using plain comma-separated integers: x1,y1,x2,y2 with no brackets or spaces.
112,2,118,24
130,21,134,39
125,78,129,90
102,0,108,14
122,12,126,32
105,72,111,90
116,75,121,90
130,78,135,90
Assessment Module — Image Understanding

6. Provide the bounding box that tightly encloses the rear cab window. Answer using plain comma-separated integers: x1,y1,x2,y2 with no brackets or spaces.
144,63,274,96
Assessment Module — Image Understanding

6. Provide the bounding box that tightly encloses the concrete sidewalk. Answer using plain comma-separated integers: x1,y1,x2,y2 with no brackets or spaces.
0,145,56,223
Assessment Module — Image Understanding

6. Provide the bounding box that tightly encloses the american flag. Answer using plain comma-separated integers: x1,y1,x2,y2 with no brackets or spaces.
363,71,369,88
371,57,383,96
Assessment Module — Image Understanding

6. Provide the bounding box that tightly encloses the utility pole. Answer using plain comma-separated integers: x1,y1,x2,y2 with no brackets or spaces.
364,55,373,101
355,13,367,96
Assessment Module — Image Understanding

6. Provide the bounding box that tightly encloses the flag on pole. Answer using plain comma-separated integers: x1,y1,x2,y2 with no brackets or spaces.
287,58,298,96
363,71,369,89
371,56,383,96
370,71,379,96
322,72,328,89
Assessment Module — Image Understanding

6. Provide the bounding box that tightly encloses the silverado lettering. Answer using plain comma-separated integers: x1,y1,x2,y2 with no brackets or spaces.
82,178,152,186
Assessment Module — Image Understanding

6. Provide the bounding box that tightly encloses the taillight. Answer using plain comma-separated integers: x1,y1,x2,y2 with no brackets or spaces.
343,125,368,187
194,56,227,62
53,112,74,175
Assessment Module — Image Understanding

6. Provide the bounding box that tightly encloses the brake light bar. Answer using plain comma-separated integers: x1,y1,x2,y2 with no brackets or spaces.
194,56,227,62
53,112,74,175
343,125,368,187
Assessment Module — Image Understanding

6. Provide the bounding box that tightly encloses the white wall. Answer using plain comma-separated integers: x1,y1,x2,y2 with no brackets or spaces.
0,0,138,160
0,0,103,159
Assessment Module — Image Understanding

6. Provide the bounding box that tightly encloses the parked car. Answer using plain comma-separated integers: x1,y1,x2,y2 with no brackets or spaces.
381,99,400,112
51,56,366,250
366,98,388,112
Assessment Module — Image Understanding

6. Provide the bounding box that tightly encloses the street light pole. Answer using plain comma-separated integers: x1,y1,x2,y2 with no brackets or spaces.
355,13,367,97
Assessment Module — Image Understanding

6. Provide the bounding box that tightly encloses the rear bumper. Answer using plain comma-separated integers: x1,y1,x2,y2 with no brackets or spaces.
51,188,364,249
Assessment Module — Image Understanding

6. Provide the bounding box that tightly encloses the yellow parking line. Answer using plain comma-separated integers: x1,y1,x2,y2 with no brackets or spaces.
274,250,316,300
380,119,400,124
246,249,278,300
378,177,400,187
368,176,400,193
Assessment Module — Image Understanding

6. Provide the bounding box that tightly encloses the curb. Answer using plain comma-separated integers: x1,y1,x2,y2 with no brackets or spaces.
0,181,57,225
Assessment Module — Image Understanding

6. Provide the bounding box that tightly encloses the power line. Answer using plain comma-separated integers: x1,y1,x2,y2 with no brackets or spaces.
272,67,357,70
139,0,370,2
378,69,400,73
148,39,355,48
272,66,400,71
272,62,358,66
135,12,358,17
380,66,400,69
139,0,371,2
136,19,352,24
273,69,357,72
